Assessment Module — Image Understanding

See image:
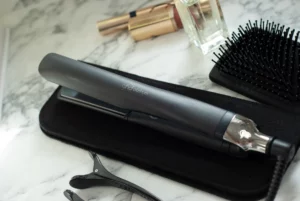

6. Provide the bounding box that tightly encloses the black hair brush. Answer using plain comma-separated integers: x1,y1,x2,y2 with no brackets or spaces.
210,19,300,113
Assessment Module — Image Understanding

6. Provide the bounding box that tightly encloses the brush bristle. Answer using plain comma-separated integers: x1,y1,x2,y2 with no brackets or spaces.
213,20,300,102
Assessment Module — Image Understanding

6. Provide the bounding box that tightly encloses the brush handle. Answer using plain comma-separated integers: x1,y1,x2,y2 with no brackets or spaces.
39,53,235,141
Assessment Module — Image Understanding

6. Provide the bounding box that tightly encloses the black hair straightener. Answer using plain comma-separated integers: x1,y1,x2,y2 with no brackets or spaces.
39,53,296,201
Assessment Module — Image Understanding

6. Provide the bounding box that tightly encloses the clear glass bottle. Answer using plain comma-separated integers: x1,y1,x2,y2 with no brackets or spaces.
175,0,229,54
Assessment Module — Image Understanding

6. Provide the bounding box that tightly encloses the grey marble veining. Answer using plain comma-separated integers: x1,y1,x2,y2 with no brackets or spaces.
1,0,300,201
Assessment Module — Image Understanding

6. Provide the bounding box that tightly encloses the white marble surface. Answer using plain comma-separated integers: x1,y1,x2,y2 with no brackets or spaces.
1,0,300,200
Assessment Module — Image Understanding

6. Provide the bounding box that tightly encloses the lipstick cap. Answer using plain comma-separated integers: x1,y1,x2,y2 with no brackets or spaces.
128,5,178,41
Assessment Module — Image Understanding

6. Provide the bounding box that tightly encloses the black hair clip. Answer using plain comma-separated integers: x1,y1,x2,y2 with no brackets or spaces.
64,151,161,201
64,190,84,201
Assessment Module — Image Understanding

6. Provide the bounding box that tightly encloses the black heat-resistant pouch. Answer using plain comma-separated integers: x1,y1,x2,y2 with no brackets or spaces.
39,61,300,201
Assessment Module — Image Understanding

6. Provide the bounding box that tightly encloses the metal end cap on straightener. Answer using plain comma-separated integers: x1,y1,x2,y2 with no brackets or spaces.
223,115,272,154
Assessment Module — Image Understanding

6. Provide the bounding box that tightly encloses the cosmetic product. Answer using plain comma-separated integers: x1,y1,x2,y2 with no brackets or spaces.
97,0,221,42
174,0,228,54
0,27,9,121
128,4,183,41
64,152,161,201
210,20,300,113
98,3,183,41
39,53,296,201
97,1,175,35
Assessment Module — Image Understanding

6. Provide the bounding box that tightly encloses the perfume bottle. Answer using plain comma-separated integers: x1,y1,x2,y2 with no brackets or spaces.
175,0,229,54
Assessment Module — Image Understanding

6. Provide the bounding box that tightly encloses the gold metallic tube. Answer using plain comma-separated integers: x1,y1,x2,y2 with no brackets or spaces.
96,0,216,39
99,23,128,35
128,5,178,41
96,14,129,34
97,1,174,35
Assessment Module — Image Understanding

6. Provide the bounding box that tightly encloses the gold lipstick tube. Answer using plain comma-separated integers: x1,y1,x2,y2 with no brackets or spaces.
96,0,215,41
97,1,174,35
128,5,179,41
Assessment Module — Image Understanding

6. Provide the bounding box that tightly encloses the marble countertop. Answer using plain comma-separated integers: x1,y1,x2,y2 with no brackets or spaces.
1,0,300,200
